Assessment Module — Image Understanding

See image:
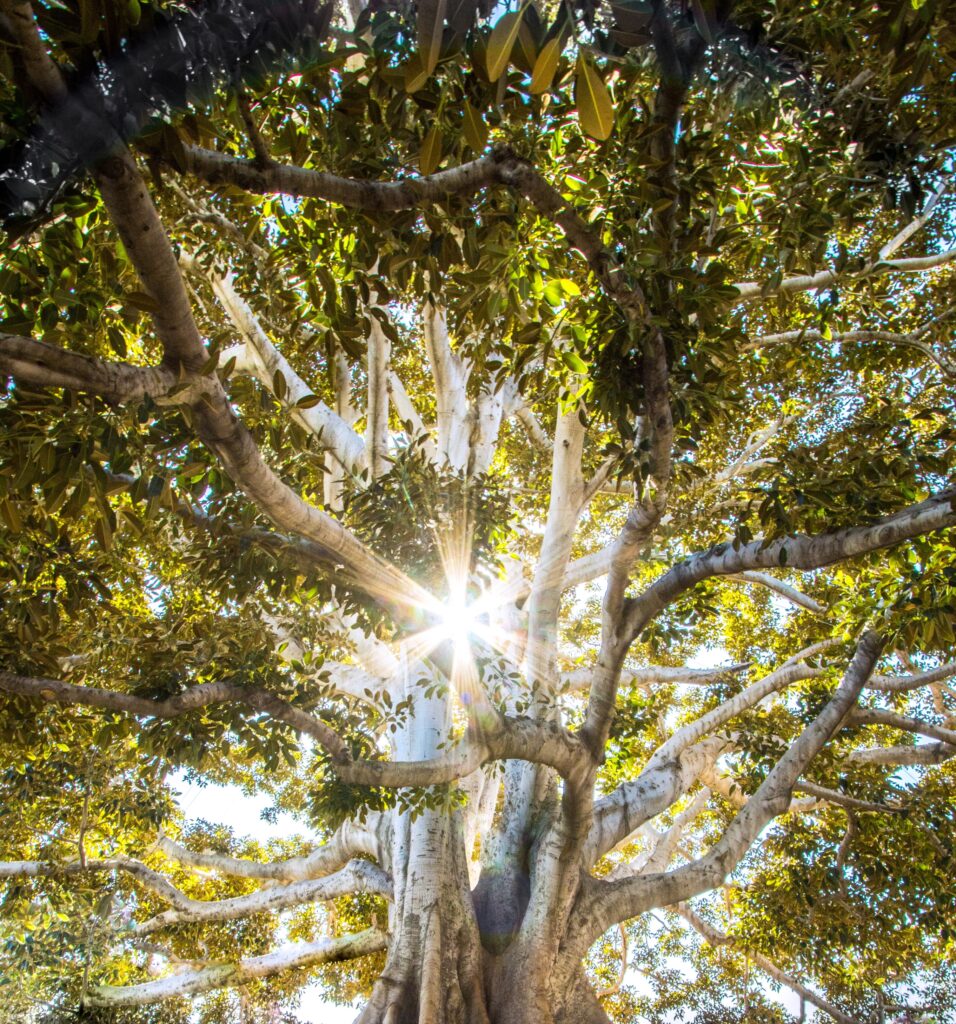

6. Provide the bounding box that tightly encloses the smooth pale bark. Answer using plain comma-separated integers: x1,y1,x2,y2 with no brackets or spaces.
202,266,365,472
85,929,387,1006
366,310,392,480
158,816,388,882
134,859,391,937
423,301,472,471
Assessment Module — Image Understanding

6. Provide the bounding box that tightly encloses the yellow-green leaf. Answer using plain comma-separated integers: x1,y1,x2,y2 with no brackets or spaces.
530,33,563,94
0,499,22,534
405,52,430,94
420,126,443,175
486,10,523,81
463,101,489,153
418,0,448,76
575,56,614,141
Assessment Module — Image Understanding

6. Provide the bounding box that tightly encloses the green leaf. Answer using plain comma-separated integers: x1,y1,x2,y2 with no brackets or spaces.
273,369,287,402
0,499,22,534
295,393,324,409
419,126,443,175
486,10,524,82
462,101,488,153
418,0,448,76
574,56,614,141
405,52,430,94
561,350,588,373
530,33,563,94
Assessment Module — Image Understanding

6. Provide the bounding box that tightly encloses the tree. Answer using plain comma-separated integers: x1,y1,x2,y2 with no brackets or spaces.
0,0,955,1021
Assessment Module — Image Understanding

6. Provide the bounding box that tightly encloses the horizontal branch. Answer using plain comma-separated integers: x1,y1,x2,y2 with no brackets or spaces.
869,661,956,692
336,715,590,789
0,332,175,403
562,661,749,693
85,928,387,1006
0,670,349,759
622,488,956,643
792,780,904,814
734,248,956,303
0,855,191,909
135,859,390,937
158,816,384,883
847,741,956,765
178,144,502,211
848,707,956,747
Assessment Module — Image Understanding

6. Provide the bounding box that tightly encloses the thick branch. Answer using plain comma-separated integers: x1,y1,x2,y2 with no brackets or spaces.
0,333,175,403
581,632,880,937
0,670,349,759
336,715,589,788
85,929,387,1006
135,859,390,937
622,488,956,643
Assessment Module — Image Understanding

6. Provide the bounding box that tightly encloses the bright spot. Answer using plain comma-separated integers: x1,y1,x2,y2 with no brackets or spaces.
441,594,477,653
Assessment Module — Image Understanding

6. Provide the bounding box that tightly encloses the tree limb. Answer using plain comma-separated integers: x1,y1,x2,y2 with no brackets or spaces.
134,859,391,937
85,928,387,1006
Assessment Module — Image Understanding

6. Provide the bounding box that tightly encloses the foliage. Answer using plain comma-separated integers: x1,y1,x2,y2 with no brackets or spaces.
1,0,955,1022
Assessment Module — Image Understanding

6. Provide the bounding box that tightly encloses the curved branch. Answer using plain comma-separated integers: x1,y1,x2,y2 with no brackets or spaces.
622,488,956,643
869,661,956,692
730,571,827,615
0,670,350,759
85,928,387,1006
336,716,590,789
580,632,880,938
158,816,386,883
848,708,956,747
674,903,858,1024
135,859,391,936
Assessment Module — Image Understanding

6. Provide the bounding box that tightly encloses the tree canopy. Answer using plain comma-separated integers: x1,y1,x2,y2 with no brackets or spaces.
0,0,955,1022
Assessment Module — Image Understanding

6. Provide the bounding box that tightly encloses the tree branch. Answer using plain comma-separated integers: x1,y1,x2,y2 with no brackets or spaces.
673,903,859,1024
85,929,387,1006
0,333,176,403
622,488,956,643
158,816,387,883
580,632,880,938
0,670,350,759
134,859,390,937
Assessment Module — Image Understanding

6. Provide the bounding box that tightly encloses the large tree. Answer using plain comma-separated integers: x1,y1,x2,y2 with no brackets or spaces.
1,0,955,1021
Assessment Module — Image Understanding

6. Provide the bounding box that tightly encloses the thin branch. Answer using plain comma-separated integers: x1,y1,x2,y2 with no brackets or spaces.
158,816,386,883
733,248,956,303
674,903,858,1024
729,571,826,615
0,856,192,911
